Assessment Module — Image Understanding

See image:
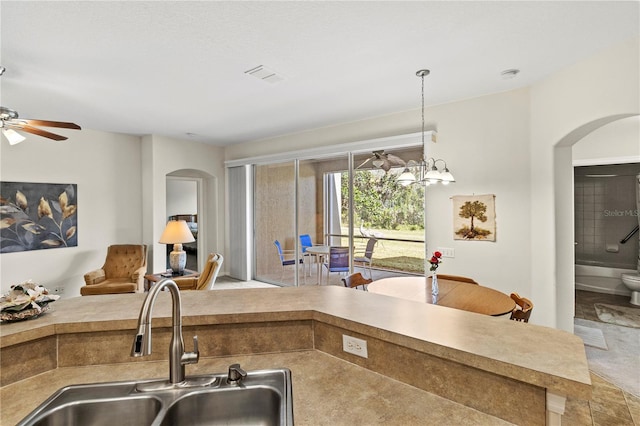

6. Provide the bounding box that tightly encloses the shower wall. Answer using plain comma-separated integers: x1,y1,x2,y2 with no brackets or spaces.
575,163,640,269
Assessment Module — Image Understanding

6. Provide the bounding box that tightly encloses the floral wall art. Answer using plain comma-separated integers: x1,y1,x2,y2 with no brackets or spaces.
0,182,78,253
451,194,496,241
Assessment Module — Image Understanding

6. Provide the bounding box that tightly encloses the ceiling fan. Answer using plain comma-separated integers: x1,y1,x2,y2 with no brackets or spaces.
356,150,406,172
1,106,81,145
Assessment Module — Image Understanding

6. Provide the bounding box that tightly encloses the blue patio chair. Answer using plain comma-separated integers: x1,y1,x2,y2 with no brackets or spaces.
323,246,350,285
299,234,317,277
274,240,304,282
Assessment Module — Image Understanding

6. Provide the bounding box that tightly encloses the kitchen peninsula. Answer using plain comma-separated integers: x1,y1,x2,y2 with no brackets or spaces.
1,286,591,425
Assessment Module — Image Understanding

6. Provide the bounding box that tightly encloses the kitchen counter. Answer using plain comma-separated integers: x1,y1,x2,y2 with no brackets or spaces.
0,285,591,425
1,351,513,426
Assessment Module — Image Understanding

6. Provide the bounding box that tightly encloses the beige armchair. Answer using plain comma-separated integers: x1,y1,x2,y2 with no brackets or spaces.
81,244,148,295
175,253,223,291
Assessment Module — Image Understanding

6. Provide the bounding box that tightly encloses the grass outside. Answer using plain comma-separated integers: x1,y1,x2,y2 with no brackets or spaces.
343,227,425,274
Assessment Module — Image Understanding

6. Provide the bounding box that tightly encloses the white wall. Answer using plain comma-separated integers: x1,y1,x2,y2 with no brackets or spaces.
531,37,639,330
1,130,225,297
573,115,640,165
1,129,143,297
166,179,198,217
142,135,225,274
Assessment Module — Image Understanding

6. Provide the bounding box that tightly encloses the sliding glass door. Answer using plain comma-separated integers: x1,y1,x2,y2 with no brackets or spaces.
251,143,426,286
254,161,301,286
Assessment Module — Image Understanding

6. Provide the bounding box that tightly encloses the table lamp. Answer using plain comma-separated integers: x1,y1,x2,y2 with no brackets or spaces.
159,220,195,275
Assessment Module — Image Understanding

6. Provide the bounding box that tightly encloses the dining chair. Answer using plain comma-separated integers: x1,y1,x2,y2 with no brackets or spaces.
174,253,223,291
436,274,479,285
353,237,377,279
324,246,350,285
509,292,534,322
341,272,372,291
274,240,304,282
299,234,319,277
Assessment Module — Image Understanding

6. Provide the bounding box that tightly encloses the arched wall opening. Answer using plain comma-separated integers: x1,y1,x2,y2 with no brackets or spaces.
165,168,217,273
553,113,639,331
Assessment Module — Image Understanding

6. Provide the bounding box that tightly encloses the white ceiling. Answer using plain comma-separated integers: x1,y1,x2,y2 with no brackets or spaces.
1,1,638,146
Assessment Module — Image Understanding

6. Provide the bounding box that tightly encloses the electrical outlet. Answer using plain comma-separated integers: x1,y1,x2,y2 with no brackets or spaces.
342,334,368,358
438,247,455,258
53,286,65,294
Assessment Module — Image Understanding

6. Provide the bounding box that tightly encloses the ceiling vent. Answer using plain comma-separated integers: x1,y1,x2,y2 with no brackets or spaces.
244,65,285,84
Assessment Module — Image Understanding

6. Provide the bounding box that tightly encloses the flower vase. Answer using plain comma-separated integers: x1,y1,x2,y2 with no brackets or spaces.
432,271,439,298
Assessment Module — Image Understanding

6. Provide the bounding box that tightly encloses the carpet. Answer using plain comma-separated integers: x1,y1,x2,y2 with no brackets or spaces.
574,324,608,350
594,303,640,329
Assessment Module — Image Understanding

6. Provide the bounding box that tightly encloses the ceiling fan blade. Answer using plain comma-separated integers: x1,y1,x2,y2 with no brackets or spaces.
12,124,68,141
356,157,373,169
22,119,81,130
386,153,407,167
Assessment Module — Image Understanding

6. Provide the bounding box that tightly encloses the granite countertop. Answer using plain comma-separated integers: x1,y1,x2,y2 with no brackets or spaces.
1,351,514,425
1,286,591,401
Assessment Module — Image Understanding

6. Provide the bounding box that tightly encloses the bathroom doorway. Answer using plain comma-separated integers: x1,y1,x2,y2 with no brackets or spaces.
570,117,640,396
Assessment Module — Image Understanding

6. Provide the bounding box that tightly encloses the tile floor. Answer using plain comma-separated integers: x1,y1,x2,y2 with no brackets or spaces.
564,290,640,425
575,289,638,322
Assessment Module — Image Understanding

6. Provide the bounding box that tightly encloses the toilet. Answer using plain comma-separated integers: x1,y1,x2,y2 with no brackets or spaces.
621,273,640,306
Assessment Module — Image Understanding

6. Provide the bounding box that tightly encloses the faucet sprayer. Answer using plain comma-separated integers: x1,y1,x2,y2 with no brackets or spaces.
131,279,199,385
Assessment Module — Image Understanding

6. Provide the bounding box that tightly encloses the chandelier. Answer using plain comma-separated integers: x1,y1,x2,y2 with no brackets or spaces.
397,69,455,187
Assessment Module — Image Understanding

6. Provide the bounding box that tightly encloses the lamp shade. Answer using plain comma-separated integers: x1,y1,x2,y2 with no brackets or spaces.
425,167,442,184
397,168,416,186
159,220,195,244
3,128,26,145
440,169,456,184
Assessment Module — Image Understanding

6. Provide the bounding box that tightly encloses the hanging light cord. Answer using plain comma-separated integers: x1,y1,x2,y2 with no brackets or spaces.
421,71,425,149
416,69,430,160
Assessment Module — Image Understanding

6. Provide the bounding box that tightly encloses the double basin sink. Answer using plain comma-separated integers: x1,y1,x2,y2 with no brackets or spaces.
17,367,293,426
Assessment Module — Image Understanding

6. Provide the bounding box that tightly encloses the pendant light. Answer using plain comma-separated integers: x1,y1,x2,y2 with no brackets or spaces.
399,69,455,186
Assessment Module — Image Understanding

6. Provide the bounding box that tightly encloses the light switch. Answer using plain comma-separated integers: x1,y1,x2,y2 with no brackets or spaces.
438,247,455,258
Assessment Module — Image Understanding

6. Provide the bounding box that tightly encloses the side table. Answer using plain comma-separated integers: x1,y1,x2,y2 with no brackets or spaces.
144,269,199,291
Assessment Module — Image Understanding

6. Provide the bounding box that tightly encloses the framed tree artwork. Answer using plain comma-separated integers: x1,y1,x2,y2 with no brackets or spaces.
0,182,78,253
452,194,496,241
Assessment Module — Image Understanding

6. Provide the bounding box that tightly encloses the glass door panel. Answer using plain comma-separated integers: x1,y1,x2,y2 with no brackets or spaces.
298,155,349,285
254,161,300,286
350,147,426,279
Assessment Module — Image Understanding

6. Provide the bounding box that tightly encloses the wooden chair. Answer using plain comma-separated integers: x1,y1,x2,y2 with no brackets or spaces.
341,272,372,291
174,253,223,290
509,292,534,322
436,274,479,285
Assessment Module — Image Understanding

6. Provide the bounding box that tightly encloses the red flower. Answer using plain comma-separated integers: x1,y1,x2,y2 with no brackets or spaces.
429,251,443,272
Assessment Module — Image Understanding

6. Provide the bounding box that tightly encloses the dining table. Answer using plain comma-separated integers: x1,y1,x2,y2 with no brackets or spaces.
304,245,330,284
367,276,516,316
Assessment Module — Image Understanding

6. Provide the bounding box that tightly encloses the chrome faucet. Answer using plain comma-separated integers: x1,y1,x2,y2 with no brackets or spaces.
131,278,199,385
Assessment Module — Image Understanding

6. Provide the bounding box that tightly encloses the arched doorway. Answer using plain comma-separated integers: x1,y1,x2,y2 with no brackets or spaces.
166,169,217,272
554,113,639,331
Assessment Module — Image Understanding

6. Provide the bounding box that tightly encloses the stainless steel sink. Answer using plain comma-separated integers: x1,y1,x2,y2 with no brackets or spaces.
18,368,293,426
30,395,162,426
161,386,283,426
